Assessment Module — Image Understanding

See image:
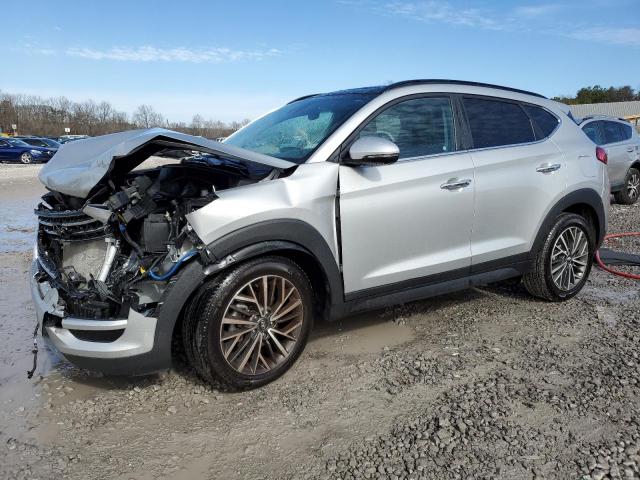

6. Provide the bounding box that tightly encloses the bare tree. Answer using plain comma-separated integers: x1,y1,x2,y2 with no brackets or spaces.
0,89,248,138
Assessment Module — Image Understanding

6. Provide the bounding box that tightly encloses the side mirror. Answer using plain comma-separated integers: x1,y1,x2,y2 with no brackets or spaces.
344,136,399,167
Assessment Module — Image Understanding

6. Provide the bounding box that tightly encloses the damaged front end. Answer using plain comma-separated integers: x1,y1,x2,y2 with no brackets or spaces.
31,128,294,369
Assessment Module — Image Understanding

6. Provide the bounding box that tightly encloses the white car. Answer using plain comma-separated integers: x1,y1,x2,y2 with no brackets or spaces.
31,80,609,389
581,116,640,204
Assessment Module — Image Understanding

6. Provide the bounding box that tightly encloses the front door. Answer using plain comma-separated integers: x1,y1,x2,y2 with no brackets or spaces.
338,95,475,295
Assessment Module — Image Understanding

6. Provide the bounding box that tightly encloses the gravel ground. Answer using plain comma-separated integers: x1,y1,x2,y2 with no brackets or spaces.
1,164,639,479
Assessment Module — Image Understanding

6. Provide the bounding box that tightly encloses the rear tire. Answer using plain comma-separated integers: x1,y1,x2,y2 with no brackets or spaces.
185,256,314,390
614,168,640,205
523,213,595,301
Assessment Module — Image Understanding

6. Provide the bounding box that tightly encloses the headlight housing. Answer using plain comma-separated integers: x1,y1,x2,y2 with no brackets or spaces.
30,149,43,155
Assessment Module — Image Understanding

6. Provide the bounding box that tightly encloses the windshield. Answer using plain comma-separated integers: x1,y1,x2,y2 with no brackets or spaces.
225,93,376,163
7,138,30,147
42,138,61,147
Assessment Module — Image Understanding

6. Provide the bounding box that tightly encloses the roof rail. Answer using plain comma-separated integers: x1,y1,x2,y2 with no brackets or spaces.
383,79,547,99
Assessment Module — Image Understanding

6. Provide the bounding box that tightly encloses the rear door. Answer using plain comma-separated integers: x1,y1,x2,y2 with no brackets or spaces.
462,96,566,268
602,120,631,187
338,95,475,294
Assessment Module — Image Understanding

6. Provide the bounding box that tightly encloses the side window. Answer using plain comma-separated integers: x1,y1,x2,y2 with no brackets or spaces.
603,121,625,144
463,97,535,148
523,105,559,140
620,122,633,141
357,97,456,159
582,122,604,144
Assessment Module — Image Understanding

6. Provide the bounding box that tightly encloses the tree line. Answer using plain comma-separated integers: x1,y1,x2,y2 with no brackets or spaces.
553,85,640,105
0,89,250,139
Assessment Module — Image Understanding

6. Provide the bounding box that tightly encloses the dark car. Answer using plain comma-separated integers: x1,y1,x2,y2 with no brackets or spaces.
16,136,61,149
0,137,56,164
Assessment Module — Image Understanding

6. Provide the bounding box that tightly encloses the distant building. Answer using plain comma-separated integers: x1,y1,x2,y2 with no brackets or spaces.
570,101,640,127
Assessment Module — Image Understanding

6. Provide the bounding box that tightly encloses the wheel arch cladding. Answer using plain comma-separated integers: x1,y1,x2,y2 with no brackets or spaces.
205,219,342,317
532,188,606,257
157,219,343,365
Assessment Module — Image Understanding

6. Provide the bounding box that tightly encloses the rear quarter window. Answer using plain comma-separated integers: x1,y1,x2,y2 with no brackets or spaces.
523,105,559,140
463,97,535,149
582,122,604,144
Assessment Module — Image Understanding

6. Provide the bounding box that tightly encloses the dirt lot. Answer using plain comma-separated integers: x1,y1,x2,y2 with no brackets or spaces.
1,164,639,480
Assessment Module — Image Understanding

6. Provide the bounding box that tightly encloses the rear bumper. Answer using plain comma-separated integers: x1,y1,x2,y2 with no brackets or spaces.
30,260,170,375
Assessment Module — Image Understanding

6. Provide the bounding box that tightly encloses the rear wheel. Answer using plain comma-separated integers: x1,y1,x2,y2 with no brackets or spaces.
523,213,595,301
185,256,313,390
614,167,640,205
20,152,32,164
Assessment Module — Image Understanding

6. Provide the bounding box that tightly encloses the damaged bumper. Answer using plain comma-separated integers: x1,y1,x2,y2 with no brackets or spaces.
30,260,168,374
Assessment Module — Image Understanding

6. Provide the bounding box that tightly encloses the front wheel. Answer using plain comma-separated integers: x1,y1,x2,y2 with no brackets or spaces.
185,256,314,390
19,152,32,164
614,167,640,205
523,213,595,301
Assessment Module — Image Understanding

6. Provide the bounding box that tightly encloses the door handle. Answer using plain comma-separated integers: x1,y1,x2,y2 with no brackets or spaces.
628,146,635,153
440,178,472,190
536,163,561,174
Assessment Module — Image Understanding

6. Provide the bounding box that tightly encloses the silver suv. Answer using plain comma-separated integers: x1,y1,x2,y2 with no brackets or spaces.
31,80,609,389
580,116,640,204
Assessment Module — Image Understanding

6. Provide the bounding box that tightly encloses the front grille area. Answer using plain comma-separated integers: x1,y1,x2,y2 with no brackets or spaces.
35,207,109,241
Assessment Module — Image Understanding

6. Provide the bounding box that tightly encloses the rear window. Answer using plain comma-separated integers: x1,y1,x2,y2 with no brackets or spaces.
523,105,559,140
603,121,625,144
463,97,535,149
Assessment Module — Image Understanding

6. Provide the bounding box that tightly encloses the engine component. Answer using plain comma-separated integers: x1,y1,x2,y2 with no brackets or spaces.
142,214,171,253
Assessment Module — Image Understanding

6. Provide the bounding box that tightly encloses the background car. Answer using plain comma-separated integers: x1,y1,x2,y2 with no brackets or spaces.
581,116,640,204
0,137,56,163
58,135,89,144
15,136,61,149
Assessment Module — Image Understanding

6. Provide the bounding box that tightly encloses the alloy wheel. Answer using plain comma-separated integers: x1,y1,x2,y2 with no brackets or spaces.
627,172,640,200
20,153,32,164
219,275,304,375
550,226,589,291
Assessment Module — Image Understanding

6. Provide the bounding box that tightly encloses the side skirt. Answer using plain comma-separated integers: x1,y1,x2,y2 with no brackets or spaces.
334,255,530,319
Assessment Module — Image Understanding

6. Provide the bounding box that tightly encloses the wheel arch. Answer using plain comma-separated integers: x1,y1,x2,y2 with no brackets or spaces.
154,220,343,367
532,188,606,257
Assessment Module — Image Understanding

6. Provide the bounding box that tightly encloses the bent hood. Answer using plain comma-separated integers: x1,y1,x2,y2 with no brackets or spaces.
38,128,295,198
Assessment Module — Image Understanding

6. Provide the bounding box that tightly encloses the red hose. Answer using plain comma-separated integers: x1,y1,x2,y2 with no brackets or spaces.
595,232,640,280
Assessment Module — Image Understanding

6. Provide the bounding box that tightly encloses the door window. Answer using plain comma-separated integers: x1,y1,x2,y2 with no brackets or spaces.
620,122,633,141
463,97,535,148
356,97,456,159
602,121,625,144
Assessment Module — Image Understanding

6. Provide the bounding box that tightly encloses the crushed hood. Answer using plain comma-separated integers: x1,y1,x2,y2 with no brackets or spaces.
38,128,295,198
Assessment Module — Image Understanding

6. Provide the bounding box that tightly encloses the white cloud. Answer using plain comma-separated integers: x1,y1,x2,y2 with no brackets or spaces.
65,45,282,63
566,27,640,47
361,1,640,47
384,1,501,30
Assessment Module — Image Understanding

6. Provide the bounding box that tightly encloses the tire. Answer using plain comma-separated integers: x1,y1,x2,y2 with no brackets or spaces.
614,168,640,205
20,152,32,164
523,213,595,302
185,256,314,390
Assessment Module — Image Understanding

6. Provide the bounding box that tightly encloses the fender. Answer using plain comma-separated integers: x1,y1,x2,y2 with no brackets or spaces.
531,188,606,256
151,220,345,362
205,219,344,307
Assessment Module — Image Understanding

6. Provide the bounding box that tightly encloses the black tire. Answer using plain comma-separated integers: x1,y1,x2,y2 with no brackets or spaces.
523,213,595,302
614,167,640,205
185,256,314,390
19,152,33,164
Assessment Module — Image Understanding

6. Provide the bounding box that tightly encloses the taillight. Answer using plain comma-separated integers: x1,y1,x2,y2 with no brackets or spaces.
596,146,608,165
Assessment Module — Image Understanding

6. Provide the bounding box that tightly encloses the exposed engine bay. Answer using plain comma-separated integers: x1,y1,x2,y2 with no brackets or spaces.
35,152,280,322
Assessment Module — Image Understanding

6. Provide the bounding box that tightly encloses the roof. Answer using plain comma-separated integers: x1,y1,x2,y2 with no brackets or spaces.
570,101,640,120
289,79,545,104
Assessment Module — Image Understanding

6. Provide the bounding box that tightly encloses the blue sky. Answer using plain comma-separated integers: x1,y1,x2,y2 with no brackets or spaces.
2,0,639,122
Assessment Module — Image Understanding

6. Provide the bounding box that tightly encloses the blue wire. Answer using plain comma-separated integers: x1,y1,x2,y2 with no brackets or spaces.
148,250,199,281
